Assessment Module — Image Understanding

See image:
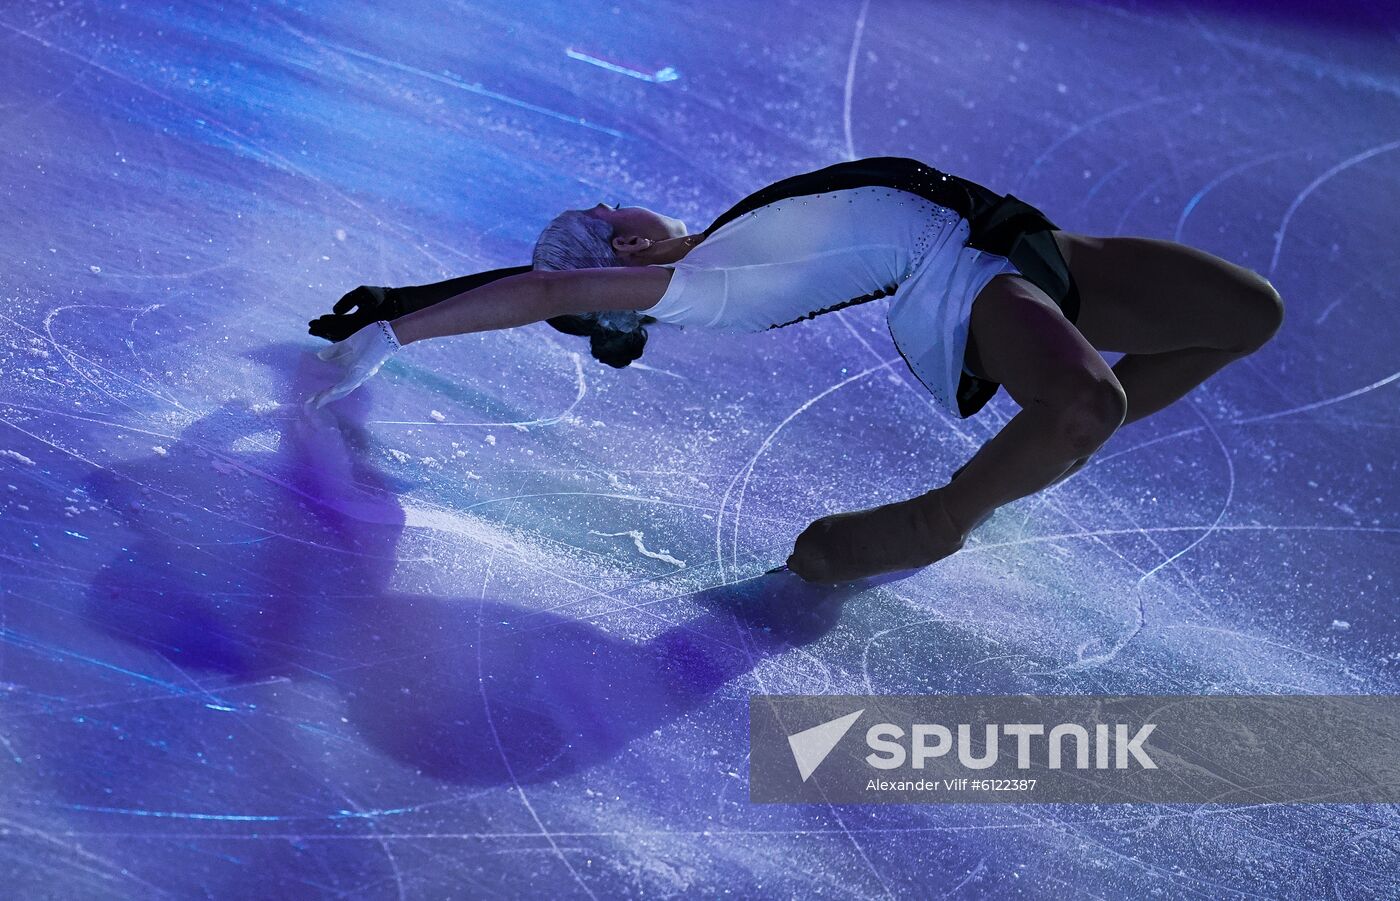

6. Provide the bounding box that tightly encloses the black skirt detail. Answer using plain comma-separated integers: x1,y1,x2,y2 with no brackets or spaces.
956,192,1081,417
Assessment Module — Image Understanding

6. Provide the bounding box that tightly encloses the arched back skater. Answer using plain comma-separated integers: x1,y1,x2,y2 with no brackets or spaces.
306,157,1283,583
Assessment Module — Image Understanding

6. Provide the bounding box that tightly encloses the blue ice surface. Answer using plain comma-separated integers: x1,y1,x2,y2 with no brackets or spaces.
1,0,1398,896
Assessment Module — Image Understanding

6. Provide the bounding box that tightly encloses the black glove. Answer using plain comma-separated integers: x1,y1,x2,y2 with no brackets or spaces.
308,285,402,342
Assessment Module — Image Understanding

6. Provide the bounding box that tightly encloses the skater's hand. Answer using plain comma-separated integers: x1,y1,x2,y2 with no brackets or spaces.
306,321,402,408
308,285,398,342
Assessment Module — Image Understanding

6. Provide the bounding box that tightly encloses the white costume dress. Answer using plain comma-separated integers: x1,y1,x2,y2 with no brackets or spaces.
643,186,1023,415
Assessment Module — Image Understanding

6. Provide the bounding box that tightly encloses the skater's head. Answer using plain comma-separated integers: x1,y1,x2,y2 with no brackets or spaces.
531,204,685,370
586,202,689,262
532,204,687,271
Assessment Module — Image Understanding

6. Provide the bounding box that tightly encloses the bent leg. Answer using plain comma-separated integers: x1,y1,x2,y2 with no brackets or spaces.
787,275,1126,583
940,274,1127,533
1112,347,1255,424
1052,232,1285,424
1059,233,1284,355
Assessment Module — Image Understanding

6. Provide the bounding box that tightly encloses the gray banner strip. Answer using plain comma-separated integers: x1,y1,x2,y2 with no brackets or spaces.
749,695,1400,804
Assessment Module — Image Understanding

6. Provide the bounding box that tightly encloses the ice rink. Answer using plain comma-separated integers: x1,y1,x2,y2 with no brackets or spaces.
1,0,1398,896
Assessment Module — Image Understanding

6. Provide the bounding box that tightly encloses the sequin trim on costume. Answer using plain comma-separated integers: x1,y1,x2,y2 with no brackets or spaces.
762,187,966,331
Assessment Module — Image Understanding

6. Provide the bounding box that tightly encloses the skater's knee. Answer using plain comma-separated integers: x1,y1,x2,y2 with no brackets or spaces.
1223,277,1285,354
1049,375,1126,456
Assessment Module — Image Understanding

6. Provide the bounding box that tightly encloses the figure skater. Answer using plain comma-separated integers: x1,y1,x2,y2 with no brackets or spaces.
305,157,1282,584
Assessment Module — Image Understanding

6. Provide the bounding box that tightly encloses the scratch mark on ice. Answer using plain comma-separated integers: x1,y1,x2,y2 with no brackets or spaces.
589,529,686,568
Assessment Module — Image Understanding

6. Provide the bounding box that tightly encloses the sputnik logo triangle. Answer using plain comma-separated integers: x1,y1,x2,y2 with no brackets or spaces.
787,709,864,782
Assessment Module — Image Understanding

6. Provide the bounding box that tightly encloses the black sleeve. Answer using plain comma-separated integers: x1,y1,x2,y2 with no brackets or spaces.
391,264,534,315
393,265,656,336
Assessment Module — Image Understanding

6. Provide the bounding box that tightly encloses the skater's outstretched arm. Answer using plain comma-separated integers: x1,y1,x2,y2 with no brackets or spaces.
389,265,673,345
309,231,703,341
308,266,534,342
306,266,673,408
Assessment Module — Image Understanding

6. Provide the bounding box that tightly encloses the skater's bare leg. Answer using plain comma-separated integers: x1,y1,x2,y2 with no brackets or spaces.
953,232,1284,480
788,232,1284,582
1108,346,1255,424
788,276,1124,582
972,347,1266,490
937,277,1126,536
